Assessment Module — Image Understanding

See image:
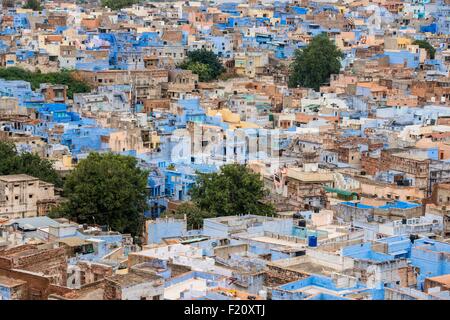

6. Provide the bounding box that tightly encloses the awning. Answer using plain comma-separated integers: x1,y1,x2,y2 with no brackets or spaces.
324,186,357,197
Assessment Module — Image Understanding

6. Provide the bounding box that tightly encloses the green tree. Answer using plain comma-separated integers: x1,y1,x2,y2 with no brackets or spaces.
0,67,91,99
53,153,148,238
0,142,17,175
101,0,139,10
190,164,275,217
0,141,63,187
14,152,63,188
179,49,225,82
186,62,212,82
163,202,214,230
23,0,42,11
413,39,436,59
288,33,342,90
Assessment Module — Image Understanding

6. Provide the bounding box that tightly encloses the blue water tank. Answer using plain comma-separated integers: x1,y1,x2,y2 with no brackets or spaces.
308,235,317,247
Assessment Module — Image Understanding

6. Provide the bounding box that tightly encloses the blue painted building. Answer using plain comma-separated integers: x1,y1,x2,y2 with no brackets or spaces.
344,236,450,290
146,218,187,244
384,50,420,69
272,274,367,300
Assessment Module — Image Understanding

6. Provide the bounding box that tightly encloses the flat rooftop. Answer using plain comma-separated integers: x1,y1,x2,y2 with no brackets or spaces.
0,174,39,182
293,285,347,296
7,216,61,229
248,236,306,249
107,272,162,288
164,278,209,300
73,287,105,300
427,274,450,286
288,261,337,276
207,214,277,225
62,282,105,300
286,168,334,182
0,275,27,288
315,224,348,240
391,152,429,162
340,200,420,210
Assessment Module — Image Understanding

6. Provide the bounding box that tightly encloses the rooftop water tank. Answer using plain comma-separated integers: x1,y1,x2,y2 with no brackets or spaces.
308,235,317,247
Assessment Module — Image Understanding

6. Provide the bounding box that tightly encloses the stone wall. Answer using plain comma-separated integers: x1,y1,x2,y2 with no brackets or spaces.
103,279,122,300
78,261,113,286
0,245,67,286
0,268,52,300
264,264,309,287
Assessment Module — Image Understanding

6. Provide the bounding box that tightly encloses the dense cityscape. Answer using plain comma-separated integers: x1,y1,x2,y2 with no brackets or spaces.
0,0,449,302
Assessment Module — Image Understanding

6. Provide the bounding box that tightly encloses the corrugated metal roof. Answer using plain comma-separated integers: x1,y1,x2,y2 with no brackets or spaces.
7,216,61,229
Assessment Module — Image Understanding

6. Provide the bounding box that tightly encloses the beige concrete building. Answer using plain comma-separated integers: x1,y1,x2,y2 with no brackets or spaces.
0,174,57,219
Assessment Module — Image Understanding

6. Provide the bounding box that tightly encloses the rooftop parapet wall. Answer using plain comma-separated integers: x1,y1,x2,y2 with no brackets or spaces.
265,264,309,285
333,201,423,223
411,244,450,278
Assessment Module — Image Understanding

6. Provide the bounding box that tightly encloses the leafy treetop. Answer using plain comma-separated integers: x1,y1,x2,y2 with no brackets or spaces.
50,153,148,239
288,33,342,91
190,164,275,217
179,49,225,82
162,202,214,230
412,39,436,60
0,67,90,99
23,0,42,11
101,0,139,11
0,141,63,188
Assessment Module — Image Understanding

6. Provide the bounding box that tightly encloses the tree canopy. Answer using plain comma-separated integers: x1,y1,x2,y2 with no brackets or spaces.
0,67,91,99
0,141,63,187
163,202,214,230
51,153,148,239
190,164,275,217
179,49,225,82
413,39,436,60
23,0,42,11
101,0,139,10
288,33,342,91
